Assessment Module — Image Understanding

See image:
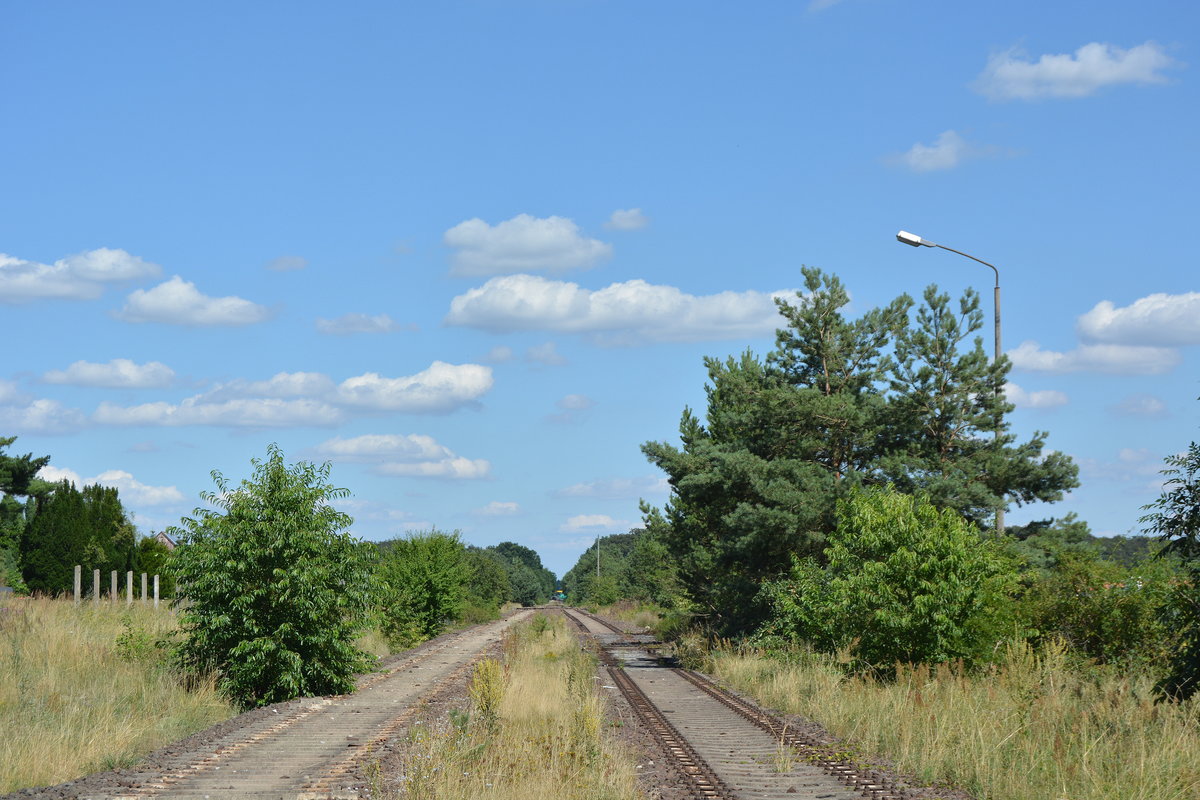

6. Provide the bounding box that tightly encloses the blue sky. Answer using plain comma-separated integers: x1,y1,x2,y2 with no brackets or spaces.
2,1,1196,576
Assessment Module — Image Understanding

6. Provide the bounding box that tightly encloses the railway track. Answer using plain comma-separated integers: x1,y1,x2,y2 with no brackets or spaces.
564,607,912,800
49,609,533,800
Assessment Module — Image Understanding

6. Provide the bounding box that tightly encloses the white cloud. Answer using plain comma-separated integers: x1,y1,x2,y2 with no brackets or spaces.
315,433,455,463
526,341,567,366
604,208,648,231
1076,293,1200,347
315,433,491,481
553,476,670,500
0,398,87,435
117,276,271,326
1110,393,1169,418
376,458,491,480
898,130,996,172
444,214,612,276
213,372,337,399
474,501,520,516
446,274,793,344
975,41,1179,100
265,255,307,271
483,345,515,364
0,248,160,304
37,465,183,506
557,394,594,411
316,313,412,335
42,358,175,389
0,380,23,405
1078,447,1166,493
94,397,344,427
1007,340,1180,375
335,362,494,413
1003,382,1068,409
560,514,628,532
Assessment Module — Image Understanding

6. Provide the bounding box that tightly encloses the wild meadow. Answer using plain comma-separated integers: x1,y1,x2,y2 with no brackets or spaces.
0,596,233,793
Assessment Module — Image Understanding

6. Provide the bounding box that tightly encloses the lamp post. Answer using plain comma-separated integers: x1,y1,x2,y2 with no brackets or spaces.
896,230,1005,535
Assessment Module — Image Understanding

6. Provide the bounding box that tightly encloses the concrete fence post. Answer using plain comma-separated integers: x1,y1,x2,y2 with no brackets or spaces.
153,574,160,609
74,565,82,605
110,570,118,603
92,569,100,605
126,571,133,605
141,572,148,604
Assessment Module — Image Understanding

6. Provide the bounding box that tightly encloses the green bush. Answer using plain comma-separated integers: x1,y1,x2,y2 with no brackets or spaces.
376,530,469,647
169,445,374,709
1019,551,1177,671
759,485,1015,670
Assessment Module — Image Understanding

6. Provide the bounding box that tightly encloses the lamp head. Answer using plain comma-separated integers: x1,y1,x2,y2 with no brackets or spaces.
896,230,932,247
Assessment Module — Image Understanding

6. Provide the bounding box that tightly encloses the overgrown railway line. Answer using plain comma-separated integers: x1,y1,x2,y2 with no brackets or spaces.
563,607,914,800
30,610,532,800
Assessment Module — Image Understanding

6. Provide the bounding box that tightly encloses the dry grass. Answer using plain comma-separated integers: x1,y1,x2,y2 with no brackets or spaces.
369,612,640,800
589,601,663,632
706,639,1200,800
0,596,233,793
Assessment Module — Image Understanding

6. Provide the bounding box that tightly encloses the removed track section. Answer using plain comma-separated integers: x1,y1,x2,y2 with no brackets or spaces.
51,609,533,800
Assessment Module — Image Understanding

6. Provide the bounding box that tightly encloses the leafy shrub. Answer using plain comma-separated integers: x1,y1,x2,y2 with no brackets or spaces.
376,530,469,648
759,485,1015,670
169,445,374,709
1019,551,1177,671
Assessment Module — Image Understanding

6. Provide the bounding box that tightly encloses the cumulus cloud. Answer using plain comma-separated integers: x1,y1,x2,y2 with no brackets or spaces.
1007,340,1181,375
1078,447,1166,493
335,362,494,413
446,274,793,344
975,41,1179,100
604,208,648,231
1110,393,1169,418
42,358,175,389
1076,292,1200,347
444,214,612,276
483,346,515,364
1003,382,1068,409
557,394,593,411
560,514,628,532
897,130,1003,172
316,313,413,335
474,501,520,516
94,397,345,427
526,341,567,366
117,276,271,326
37,465,183,505
553,475,670,500
265,255,307,271
92,362,495,429
0,248,160,304
0,398,87,435
315,433,491,480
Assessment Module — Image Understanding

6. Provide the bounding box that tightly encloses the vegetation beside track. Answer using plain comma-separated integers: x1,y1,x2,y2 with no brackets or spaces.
703,639,1200,800
367,612,640,800
0,597,233,793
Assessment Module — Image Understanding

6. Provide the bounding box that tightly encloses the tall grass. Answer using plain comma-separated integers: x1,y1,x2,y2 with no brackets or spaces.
369,612,640,800
588,601,663,632
0,596,233,793
706,639,1200,800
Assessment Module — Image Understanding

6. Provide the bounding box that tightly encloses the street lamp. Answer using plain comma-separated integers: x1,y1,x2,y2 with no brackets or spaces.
896,230,1005,535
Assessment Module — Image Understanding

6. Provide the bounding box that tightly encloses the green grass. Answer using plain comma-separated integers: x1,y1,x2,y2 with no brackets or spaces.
705,638,1200,800
0,596,234,793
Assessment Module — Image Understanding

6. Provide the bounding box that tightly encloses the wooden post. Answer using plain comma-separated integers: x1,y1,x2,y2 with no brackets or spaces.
92,569,100,605
153,574,160,609
141,572,148,604
74,565,82,605
126,571,133,605
110,570,117,603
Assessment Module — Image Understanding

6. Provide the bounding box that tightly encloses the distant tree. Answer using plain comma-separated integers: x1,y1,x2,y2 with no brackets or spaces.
489,541,555,605
169,445,373,709
463,546,511,610
20,481,135,595
135,535,175,596
1140,417,1200,700
376,530,470,647
0,436,50,592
